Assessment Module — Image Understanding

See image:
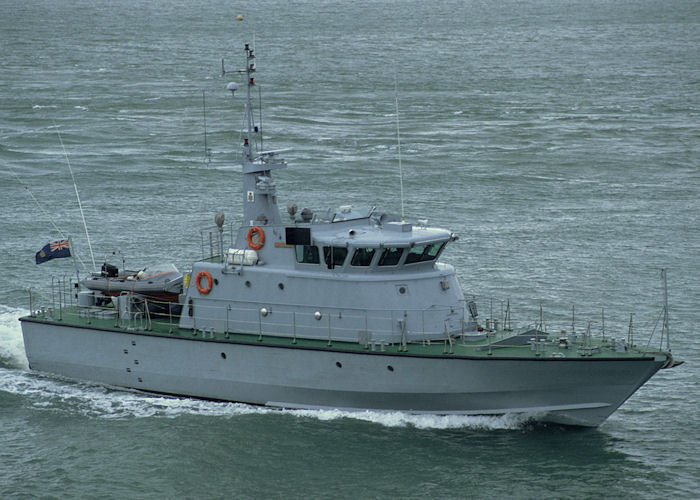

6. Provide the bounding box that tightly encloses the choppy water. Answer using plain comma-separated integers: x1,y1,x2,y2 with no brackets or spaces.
1,0,699,498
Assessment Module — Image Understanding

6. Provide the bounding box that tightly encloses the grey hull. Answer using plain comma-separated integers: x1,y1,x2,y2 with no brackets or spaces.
21,319,665,427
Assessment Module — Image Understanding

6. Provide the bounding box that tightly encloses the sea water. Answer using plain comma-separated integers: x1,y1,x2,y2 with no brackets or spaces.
1,0,699,497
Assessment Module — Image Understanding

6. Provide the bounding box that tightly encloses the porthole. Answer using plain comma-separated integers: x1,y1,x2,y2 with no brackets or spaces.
214,278,219,285
245,281,251,287
336,361,342,368
387,365,394,372
221,352,227,360
398,286,406,295
278,283,285,290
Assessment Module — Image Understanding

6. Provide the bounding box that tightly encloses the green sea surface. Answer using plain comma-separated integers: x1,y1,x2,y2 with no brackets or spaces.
1,0,698,498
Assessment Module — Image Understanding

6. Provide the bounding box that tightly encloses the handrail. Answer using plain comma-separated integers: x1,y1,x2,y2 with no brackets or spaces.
35,284,671,353
199,222,236,259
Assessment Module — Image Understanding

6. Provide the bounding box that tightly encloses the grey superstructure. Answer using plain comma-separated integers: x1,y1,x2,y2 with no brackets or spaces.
19,43,681,427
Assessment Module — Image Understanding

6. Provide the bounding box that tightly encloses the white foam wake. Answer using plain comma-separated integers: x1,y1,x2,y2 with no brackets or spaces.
0,368,527,429
284,408,530,430
0,306,29,369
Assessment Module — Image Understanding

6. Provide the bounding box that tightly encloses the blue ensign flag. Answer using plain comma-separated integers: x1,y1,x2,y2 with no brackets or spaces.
35,239,72,264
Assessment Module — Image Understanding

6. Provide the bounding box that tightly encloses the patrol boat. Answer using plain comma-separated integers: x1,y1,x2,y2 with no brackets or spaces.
19,43,680,427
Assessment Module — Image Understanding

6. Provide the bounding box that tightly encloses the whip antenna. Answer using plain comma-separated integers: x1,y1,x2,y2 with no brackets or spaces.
9,165,88,270
661,268,671,352
55,123,96,271
202,90,212,163
10,167,66,239
394,72,405,221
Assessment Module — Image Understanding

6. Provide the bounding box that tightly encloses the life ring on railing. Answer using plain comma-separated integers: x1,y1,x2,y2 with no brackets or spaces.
247,226,265,250
195,270,213,295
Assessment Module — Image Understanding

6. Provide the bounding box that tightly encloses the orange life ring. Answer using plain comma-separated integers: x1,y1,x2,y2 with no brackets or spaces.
195,270,213,294
246,226,265,250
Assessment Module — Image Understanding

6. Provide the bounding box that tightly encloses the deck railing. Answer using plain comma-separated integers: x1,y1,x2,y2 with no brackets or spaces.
199,222,236,261
28,278,670,352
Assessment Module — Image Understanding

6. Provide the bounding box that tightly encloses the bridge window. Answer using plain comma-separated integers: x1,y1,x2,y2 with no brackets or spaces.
378,247,403,266
405,243,445,264
323,246,348,269
295,245,320,264
351,248,376,267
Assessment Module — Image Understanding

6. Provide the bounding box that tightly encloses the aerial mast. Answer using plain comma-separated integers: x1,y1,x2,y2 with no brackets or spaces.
661,268,671,352
224,42,288,235
223,43,258,159
243,43,256,159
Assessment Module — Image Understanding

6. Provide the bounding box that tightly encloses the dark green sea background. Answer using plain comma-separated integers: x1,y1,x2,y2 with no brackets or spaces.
1,0,698,498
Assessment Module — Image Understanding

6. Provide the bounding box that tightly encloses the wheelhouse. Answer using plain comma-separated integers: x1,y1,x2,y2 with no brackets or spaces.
289,208,453,272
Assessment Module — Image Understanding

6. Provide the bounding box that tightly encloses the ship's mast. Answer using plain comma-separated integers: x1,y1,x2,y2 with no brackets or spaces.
243,43,256,161
225,43,289,240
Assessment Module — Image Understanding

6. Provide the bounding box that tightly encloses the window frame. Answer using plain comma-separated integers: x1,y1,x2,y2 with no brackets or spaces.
323,245,349,269
404,242,447,265
377,247,404,267
295,244,320,265
350,247,377,267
